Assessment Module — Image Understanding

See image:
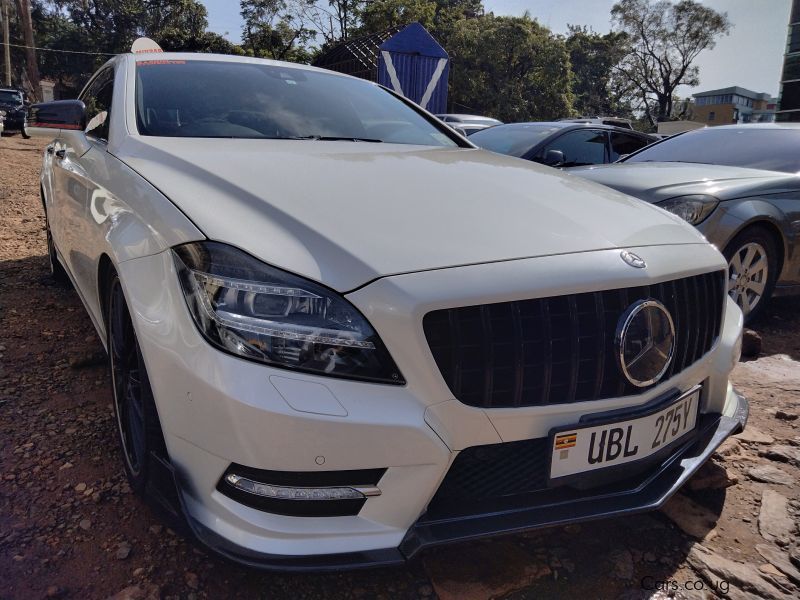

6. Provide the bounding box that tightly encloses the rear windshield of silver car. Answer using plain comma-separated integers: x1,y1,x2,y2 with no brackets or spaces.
624,128,800,174
134,59,458,146
470,124,561,157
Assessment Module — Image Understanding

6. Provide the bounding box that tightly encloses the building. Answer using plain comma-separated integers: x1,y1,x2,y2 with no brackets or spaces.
692,87,777,125
776,0,800,121
312,23,450,114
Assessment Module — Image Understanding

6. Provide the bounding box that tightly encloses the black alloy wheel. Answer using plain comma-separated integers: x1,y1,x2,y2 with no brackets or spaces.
107,272,166,493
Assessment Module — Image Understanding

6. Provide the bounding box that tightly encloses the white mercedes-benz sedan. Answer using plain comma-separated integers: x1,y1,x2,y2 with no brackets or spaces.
29,44,748,570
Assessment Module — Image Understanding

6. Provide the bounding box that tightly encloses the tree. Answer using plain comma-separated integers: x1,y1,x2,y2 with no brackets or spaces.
14,0,42,99
566,26,629,117
611,0,731,126
447,13,572,121
302,0,364,45
359,0,437,34
241,0,314,62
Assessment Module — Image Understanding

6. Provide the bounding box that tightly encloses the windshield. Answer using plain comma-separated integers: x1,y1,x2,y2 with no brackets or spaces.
470,124,560,157
135,60,458,146
0,90,22,104
625,128,800,174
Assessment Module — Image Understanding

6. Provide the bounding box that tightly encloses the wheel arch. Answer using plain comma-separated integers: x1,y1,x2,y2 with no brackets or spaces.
97,253,116,340
724,218,787,280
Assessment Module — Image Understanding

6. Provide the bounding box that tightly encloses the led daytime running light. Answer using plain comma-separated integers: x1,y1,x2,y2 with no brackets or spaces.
225,474,381,501
194,272,321,298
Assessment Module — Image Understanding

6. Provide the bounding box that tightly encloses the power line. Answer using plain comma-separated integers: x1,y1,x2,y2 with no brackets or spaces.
2,42,118,56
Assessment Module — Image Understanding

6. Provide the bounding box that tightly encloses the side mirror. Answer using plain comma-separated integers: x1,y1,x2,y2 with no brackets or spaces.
28,100,91,154
28,100,86,137
543,149,565,167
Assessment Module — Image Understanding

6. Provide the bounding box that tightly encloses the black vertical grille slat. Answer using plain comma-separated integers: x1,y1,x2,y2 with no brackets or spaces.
423,271,725,409
480,306,494,408
616,288,630,397
666,279,681,379
566,296,580,403
679,278,693,371
540,299,553,406
592,292,606,400
510,302,525,408
701,274,713,353
688,276,701,363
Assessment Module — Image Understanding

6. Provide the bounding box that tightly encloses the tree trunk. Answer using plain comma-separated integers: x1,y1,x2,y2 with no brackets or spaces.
14,0,40,101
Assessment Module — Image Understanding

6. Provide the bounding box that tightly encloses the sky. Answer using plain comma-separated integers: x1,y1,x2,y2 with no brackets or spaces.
201,0,791,97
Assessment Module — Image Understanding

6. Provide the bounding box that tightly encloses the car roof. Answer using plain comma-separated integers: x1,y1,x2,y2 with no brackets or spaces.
691,123,800,131
483,122,651,134
128,51,364,81
436,114,501,121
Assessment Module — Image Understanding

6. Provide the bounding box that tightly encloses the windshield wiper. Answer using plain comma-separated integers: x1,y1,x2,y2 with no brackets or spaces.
295,135,384,143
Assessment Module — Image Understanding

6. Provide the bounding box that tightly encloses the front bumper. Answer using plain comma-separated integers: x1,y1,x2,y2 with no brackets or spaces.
150,386,748,570
117,243,744,571
3,113,25,131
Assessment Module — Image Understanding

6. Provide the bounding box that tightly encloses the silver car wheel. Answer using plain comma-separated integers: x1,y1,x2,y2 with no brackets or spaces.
727,241,768,319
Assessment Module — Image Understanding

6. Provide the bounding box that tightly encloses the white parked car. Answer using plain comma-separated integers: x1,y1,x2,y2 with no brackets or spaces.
30,45,747,569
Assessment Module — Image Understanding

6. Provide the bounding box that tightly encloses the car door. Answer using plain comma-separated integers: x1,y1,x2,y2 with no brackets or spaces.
609,131,653,162
534,129,609,167
53,66,115,304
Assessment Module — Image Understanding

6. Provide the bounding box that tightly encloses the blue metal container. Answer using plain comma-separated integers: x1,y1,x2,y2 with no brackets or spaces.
377,23,449,114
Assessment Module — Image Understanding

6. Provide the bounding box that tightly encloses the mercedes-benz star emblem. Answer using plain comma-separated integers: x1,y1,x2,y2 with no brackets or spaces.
620,250,646,269
615,299,676,387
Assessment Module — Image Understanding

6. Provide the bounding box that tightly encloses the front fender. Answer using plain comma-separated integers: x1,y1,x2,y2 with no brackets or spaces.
700,196,796,279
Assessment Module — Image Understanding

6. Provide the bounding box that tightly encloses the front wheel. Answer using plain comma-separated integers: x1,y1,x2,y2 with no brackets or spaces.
107,272,167,494
20,116,30,139
723,226,778,324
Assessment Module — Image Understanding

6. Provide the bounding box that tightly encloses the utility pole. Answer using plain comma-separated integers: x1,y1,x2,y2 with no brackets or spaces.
1,0,11,87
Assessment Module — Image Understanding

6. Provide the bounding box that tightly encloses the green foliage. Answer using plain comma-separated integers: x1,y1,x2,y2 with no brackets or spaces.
240,0,314,62
359,0,437,34
566,26,630,118
611,0,731,125
447,13,572,121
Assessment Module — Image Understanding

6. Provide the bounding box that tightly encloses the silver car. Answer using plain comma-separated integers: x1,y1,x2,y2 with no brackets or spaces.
570,124,800,323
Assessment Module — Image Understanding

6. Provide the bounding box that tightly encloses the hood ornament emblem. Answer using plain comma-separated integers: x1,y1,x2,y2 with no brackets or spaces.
620,250,646,269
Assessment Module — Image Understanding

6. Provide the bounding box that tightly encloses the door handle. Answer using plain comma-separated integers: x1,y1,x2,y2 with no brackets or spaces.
55,149,66,159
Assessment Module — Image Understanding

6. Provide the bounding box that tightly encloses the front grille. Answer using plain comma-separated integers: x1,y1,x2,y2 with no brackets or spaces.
423,271,725,408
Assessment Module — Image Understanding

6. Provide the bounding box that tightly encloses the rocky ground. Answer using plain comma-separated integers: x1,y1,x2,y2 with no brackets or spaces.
1,136,799,600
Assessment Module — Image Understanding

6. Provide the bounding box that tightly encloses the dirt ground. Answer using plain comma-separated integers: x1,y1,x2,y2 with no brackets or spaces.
1,136,799,600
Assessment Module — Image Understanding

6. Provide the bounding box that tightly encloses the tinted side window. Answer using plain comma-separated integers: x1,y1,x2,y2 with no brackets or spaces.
539,130,608,167
80,67,114,142
610,132,651,161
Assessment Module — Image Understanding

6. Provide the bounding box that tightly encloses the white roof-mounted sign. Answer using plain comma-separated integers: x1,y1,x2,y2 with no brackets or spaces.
131,38,163,54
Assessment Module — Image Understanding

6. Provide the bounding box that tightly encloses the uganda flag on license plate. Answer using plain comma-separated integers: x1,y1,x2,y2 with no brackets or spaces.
555,432,577,450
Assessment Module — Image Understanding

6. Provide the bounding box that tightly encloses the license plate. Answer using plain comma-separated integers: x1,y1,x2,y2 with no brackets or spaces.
549,387,700,481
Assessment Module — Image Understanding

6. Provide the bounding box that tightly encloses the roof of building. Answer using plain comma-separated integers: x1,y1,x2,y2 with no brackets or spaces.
692,86,772,101
311,26,404,79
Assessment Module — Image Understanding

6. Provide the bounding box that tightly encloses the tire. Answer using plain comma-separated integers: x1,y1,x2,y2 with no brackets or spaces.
44,207,71,286
21,116,30,139
107,272,167,495
722,226,779,325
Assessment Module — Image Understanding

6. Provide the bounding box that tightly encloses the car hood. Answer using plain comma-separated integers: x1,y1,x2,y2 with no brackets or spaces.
569,162,800,203
115,137,707,291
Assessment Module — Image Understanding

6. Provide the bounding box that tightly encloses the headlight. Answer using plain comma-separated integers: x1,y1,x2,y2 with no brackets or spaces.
173,241,404,384
658,194,719,225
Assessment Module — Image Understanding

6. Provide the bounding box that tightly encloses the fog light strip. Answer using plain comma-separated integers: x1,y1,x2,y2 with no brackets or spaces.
225,474,381,501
